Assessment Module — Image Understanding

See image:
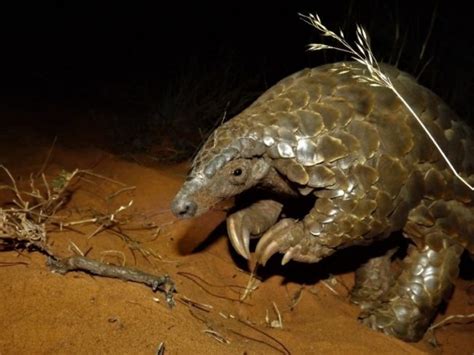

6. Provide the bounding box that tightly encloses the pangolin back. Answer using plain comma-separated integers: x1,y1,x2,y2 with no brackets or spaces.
191,61,474,253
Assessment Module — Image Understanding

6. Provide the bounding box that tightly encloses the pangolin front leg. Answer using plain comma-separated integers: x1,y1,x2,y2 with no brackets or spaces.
254,218,338,266
253,195,378,266
226,199,283,259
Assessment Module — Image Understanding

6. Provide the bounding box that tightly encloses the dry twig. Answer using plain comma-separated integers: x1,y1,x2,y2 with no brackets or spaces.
48,255,176,307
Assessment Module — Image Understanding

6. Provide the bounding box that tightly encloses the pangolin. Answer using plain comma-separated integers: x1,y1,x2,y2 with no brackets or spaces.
171,61,474,342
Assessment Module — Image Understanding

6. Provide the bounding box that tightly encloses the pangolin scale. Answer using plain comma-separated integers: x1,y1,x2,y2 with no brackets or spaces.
171,61,474,341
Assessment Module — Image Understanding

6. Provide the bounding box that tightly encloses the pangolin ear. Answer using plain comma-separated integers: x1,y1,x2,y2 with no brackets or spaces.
252,159,271,180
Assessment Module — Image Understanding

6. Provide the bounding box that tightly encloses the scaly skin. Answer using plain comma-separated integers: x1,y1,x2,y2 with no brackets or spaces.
171,61,474,342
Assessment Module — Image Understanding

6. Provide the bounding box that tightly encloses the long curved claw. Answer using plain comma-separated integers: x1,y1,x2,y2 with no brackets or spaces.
227,215,251,259
255,219,333,266
254,218,300,266
281,245,301,265
226,200,283,260
258,240,281,266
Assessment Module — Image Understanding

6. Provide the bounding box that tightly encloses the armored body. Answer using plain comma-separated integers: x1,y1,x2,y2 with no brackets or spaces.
171,62,474,341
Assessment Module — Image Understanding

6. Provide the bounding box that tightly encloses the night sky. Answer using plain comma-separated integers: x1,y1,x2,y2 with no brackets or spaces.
1,1,473,156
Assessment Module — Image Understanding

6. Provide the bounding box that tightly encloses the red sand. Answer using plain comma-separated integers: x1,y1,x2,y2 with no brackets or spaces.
0,119,473,354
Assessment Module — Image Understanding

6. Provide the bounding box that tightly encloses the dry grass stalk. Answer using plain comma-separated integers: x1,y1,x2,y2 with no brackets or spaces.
265,302,283,329
0,165,157,259
237,319,291,355
177,271,252,304
0,166,137,251
203,329,231,344
300,13,474,191
240,269,261,301
178,295,214,312
228,328,288,355
286,286,305,311
321,279,340,296
426,313,474,346
0,166,81,251
156,342,165,355
100,250,127,266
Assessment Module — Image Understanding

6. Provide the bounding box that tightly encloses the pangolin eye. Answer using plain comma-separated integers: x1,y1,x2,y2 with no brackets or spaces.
233,168,242,176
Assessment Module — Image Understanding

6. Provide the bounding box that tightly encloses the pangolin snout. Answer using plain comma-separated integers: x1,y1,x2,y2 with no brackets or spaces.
171,196,197,218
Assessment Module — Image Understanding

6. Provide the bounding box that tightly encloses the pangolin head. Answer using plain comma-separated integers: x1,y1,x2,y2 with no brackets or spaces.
171,120,271,218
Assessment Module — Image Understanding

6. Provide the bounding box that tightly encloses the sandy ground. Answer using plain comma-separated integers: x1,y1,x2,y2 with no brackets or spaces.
0,115,473,355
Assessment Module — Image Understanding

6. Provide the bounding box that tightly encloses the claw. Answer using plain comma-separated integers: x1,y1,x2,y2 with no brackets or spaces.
281,245,301,265
227,216,250,259
226,200,283,260
258,240,281,266
255,218,296,265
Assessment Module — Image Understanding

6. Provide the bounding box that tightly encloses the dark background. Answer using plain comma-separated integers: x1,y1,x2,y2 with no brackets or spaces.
1,1,473,159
